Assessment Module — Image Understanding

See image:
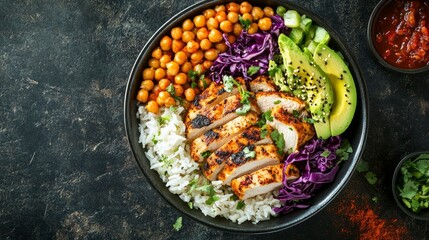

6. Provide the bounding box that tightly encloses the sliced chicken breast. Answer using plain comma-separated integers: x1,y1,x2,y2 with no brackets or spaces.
186,94,259,141
186,77,246,125
268,106,315,154
249,75,277,92
255,91,306,114
203,126,273,181
190,111,259,162
218,144,281,185
231,163,300,200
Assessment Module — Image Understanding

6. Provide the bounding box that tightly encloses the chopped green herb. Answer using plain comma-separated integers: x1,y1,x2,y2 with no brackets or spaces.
200,74,208,88
257,110,273,127
304,117,315,124
191,81,197,89
188,202,193,209
239,15,251,30
365,171,378,185
173,217,182,231
336,139,353,163
188,69,199,81
247,66,260,76
159,115,171,125
236,103,251,115
271,130,285,155
166,83,176,96
357,160,369,173
274,100,281,104
320,150,331,158
372,197,379,203
236,200,245,210
260,125,268,138
243,147,256,159
292,110,300,118
200,150,212,158
223,75,252,115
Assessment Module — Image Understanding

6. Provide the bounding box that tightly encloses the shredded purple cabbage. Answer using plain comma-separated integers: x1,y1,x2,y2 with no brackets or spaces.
209,15,287,83
273,136,343,214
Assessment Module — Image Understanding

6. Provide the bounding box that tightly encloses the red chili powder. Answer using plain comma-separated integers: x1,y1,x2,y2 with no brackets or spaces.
335,198,409,240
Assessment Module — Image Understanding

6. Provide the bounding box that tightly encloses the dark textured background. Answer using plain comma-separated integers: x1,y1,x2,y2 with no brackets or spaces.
1,0,428,239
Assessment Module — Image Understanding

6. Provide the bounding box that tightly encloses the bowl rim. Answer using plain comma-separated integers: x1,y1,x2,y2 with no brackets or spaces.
366,0,429,74
392,151,429,220
124,0,369,233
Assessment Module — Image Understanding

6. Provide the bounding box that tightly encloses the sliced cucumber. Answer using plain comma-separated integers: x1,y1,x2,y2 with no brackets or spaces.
289,28,304,45
283,10,301,28
313,26,330,44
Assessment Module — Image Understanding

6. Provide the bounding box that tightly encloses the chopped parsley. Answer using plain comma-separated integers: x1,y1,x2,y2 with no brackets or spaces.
200,150,212,158
274,100,281,104
173,217,182,231
356,160,369,173
260,125,268,138
335,139,353,163
236,200,245,210
166,83,175,95
223,75,252,115
257,110,273,127
188,70,199,88
247,66,260,76
270,130,285,155
365,171,378,185
304,117,315,124
239,15,251,30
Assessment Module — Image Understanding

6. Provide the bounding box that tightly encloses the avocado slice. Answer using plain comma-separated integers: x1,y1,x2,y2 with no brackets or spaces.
313,43,357,136
278,34,334,139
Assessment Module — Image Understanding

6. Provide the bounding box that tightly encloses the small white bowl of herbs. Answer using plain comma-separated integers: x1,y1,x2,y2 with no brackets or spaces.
392,151,429,220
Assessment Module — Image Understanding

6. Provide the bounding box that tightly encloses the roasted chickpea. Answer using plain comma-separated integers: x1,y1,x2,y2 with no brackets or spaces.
226,2,240,12
258,17,272,31
193,64,205,74
171,27,183,40
203,9,216,19
204,48,219,61
148,58,160,68
158,90,171,102
148,92,157,102
173,51,187,65
193,15,206,28
137,89,149,103
164,97,176,107
247,22,259,34
242,13,253,22
208,29,223,43
196,27,209,40
146,100,159,113
152,84,162,96
198,77,212,90
151,47,162,59
143,68,155,80
251,6,264,21
190,50,204,64
158,78,171,90
215,42,228,52
263,6,274,17
159,54,172,68
227,12,239,23
154,68,166,80
186,40,200,53
174,84,184,96
171,39,184,53
240,1,252,14
174,72,188,85
206,17,219,30
184,88,196,101
227,34,236,44
160,36,172,51
214,5,226,12
181,62,193,73
215,11,227,23
233,23,243,36
200,38,212,50
181,30,195,43
182,19,194,31
140,80,154,91
166,61,180,76
203,60,213,70
220,20,233,33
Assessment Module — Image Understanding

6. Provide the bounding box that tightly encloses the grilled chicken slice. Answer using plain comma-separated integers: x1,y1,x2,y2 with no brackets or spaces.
218,144,281,185
249,75,277,92
190,111,259,162
268,106,315,153
203,126,273,181
231,163,300,200
186,94,259,141
186,77,246,126
255,91,306,114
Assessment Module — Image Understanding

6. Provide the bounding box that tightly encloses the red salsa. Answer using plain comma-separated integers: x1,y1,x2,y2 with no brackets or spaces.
373,0,429,69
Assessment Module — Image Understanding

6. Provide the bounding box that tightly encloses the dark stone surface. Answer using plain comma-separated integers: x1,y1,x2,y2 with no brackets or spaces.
1,0,428,239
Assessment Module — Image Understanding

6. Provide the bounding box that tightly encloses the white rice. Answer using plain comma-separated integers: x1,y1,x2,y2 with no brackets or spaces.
137,105,282,224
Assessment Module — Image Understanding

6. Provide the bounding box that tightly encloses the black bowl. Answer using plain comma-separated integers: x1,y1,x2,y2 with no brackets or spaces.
367,0,429,74
124,0,368,233
392,151,429,220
